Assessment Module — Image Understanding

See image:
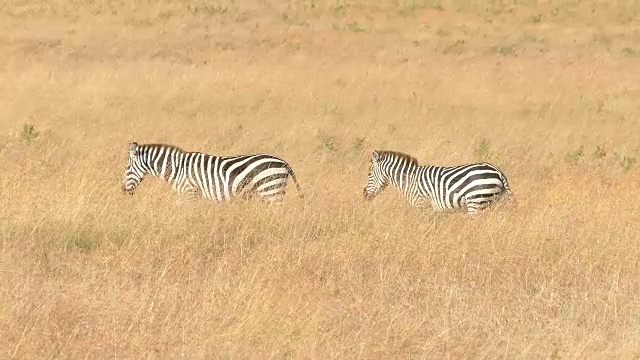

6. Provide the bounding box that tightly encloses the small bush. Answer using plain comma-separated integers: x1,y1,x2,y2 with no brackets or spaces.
435,28,450,37
593,144,607,160
22,124,39,145
332,5,346,17
318,132,338,154
442,39,465,55
614,152,637,173
493,45,516,56
474,138,493,161
187,4,228,15
622,47,640,56
352,136,366,153
530,14,543,23
64,232,99,253
565,146,584,165
621,156,637,172
344,21,366,33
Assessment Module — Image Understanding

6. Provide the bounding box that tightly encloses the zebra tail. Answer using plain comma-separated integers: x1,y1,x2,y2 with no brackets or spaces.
498,171,514,199
286,165,305,199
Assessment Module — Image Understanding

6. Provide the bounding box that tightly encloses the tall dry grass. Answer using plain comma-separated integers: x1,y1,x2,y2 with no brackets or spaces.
1,0,640,358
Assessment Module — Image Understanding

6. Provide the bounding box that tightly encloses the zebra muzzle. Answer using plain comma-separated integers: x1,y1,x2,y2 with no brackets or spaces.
363,189,374,200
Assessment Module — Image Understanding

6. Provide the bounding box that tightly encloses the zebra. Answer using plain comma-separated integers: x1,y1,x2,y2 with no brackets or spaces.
121,142,304,203
363,150,512,213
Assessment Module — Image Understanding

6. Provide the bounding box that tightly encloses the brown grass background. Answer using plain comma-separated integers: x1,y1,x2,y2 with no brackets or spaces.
1,0,640,358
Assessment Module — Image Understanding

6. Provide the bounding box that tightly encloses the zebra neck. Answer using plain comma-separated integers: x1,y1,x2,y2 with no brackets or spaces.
140,157,162,178
389,166,418,195
138,147,178,180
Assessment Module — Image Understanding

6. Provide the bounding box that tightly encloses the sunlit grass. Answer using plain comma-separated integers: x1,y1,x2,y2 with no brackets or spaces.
1,1,639,358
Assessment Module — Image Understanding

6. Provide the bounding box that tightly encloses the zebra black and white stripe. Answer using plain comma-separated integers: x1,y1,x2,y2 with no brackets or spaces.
363,150,512,213
121,142,304,203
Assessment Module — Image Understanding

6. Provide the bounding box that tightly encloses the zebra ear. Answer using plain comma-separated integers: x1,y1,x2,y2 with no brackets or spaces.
129,142,138,155
371,150,380,162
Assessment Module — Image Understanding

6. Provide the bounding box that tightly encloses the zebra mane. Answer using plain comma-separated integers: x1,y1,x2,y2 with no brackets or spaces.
139,143,186,153
376,150,419,166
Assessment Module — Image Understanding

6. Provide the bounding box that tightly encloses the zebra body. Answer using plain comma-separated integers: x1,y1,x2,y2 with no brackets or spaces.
122,142,303,203
363,150,512,213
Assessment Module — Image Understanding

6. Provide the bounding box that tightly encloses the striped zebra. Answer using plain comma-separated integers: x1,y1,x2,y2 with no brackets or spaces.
121,142,304,203
363,150,512,213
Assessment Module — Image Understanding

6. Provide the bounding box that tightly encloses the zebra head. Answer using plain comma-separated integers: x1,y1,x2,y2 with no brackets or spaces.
363,150,389,200
122,142,144,195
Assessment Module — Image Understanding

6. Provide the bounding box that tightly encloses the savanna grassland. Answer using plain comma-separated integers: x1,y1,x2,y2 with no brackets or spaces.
1,0,640,358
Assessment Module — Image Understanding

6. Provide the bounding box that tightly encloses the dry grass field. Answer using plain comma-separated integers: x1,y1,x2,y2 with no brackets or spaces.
2,0,640,358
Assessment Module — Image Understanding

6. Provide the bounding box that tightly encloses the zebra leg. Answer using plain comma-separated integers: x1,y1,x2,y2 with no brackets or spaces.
498,189,516,209
466,199,495,215
176,185,199,206
262,192,285,205
241,189,257,202
257,186,286,204
466,205,480,215
413,197,429,210
186,189,199,201
464,198,482,215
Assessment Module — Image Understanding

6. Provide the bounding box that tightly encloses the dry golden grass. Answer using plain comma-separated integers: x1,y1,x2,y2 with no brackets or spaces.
2,0,640,358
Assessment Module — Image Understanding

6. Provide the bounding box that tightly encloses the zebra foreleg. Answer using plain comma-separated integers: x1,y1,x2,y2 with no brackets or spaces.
176,186,200,206
186,190,199,201
410,196,429,210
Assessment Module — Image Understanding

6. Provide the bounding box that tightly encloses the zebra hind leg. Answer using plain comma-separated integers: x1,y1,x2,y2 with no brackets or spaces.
499,189,516,209
240,189,258,202
256,184,287,205
261,192,285,205
253,190,286,219
465,203,481,215
464,198,492,216
475,190,514,213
